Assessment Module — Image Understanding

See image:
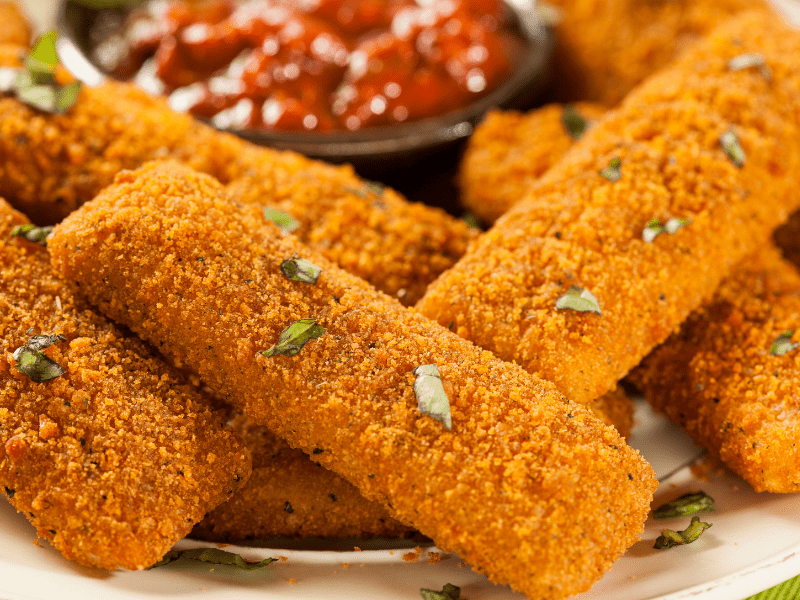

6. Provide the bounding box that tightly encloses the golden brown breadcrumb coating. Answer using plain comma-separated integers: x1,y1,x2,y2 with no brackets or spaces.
0,198,251,570
49,161,656,600
460,102,605,225
629,245,800,493
0,2,29,47
0,45,475,305
192,412,415,542
546,0,771,106
418,11,800,406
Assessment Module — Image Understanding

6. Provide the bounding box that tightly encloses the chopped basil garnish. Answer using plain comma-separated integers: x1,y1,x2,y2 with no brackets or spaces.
420,583,461,600
260,319,325,357
728,53,771,81
555,286,601,315
654,516,712,549
719,130,745,168
365,181,385,197
151,548,276,570
461,212,480,229
642,217,691,243
2,32,82,114
413,364,452,430
770,330,799,356
263,207,299,233
562,104,588,140
280,255,322,284
599,157,622,182
653,491,715,519
10,224,54,246
12,333,67,383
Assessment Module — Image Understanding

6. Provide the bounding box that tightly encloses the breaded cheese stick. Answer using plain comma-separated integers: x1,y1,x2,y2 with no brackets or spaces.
0,198,251,570
0,45,475,305
545,0,770,106
418,11,800,406
0,2,29,47
628,245,800,493
460,102,604,225
192,412,415,542
49,161,656,600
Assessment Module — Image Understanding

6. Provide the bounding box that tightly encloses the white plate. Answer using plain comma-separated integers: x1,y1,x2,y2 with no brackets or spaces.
5,1,800,599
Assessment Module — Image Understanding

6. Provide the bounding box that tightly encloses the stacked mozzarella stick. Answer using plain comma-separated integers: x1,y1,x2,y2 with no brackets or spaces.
459,9,800,492
0,198,251,569
48,160,655,599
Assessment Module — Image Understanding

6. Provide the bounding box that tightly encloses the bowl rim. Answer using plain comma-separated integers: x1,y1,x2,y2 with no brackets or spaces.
56,0,553,162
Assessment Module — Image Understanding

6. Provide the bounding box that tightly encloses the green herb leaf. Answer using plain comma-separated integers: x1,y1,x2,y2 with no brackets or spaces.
5,32,83,114
420,583,461,600
151,548,276,570
654,516,712,549
260,319,325,357
728,53,771,81
25,31,59,80
555,286,601,315
642,218,665,243
263,207,299,233
653,491,715,519
562,104,588,140
12,333,67,383
599,157,621,182
14,81,56,113
54,81,82,114
642,217,691,243
770,330,799,356
365,181,385,197
10,224,54,246
461,212,480,229
719,130,745,168
664,217,691,235
280,255,322,284
413,364,452,430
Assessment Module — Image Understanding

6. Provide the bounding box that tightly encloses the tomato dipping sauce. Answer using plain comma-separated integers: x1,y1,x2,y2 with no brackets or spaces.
94,0,525,132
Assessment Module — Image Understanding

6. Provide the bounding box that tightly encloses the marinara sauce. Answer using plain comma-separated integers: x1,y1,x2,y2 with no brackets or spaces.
96,0,524,132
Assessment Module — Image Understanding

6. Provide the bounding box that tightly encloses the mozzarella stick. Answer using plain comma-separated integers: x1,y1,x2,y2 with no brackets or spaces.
418,11,800,406
0,45,475,305
629,245,800,493
49,161,655,600
545,0,770,106
192,412,415,542
460,102,604,225
0,198,250,570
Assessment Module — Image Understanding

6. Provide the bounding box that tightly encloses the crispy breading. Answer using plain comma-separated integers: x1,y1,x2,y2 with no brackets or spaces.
418,11,800,406
629,245,800,493
0,198,251,570
0,2,29,47
546,0,771,106
192,413,415,542
773,215,800,269
49,161,656,600
459,103,605,225
0,45,475,305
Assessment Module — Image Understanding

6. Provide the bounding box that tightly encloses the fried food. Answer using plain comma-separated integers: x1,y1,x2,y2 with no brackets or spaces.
418,11,800,406
0,198,251,570
192,412,415,542
0,45,475,305
49,160,656,600
0,2,29,47
546,0,770,106
460,102,604,225
629,245,800,493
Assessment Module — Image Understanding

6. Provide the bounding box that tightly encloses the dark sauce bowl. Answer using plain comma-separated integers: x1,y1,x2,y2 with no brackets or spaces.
56,0,552,188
